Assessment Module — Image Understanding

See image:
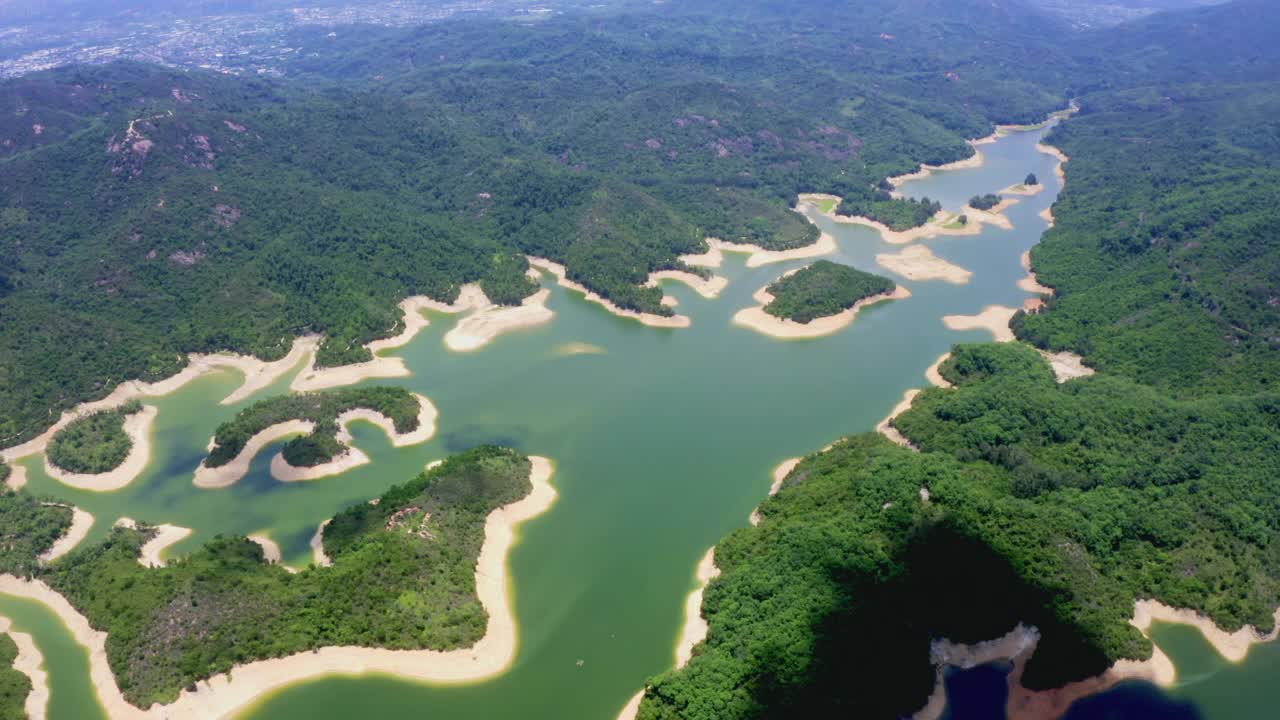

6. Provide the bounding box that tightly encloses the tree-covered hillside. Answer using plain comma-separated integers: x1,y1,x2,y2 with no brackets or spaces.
0,1,1074,448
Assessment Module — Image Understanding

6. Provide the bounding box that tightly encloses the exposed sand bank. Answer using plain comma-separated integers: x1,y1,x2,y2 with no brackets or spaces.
943,305,1018,342
925,353,953,389
1000,183,1045,197
645,269,729,299
39,507,93,564
206,393,438,487
288,353,409,394
616,690,644,720
733,275,910,339
887,144,986,189
675,548,721,669
1131,600,1280,663
876,389,922,449
133,522,192,568
678,243,724,269
310,520,333,568
42,404,158,492
1017,250,1054,295
0,455,557,719
527,257,691,328
1037,142,1070,184
706,233,839,269
555,342,606,357
248,534,299,574
204,336,320,406
445,288,554,352
1040,207,1055,227
877,245,973,285
0,615,48,720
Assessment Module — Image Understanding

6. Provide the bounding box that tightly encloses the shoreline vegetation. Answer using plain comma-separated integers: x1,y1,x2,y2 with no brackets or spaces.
38,506,93,564
114,519,193,568
732,262,909,340
0,450,557,718
0,616,47,720
528,257,691,328
194,390,437,488
799,192,1019,245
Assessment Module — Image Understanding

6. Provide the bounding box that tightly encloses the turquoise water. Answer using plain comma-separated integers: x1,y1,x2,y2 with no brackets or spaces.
7,124,1074,719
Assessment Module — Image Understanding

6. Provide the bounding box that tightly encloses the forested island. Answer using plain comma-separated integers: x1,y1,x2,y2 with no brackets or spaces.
762,261,897,324
8,446,538,707
836,194,943,231
205,387,422,469
46,400,143,475
0,633,30,720
968,194,1003,211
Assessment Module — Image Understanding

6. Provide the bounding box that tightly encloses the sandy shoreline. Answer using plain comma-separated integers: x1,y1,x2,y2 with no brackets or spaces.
527,257,691,328
0,455,557,719
1000,183,1045,197
804,196,1017,246
1037,142,1070,184
733,275,910,339
39,507,93,564
0,615,49,720
310,520,333,568
445,288,554,352
877,245,972,284
1017,250,1054,296
42,404,158,493
876,389,922,449
644,270,729,299
675,548,721,669
194,420,314,489
133,522,193,568
248,534,298,574
943,305,1018,342
1039,207,1055,227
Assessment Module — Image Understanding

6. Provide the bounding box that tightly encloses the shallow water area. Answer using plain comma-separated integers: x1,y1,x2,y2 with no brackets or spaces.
6,123,1089,719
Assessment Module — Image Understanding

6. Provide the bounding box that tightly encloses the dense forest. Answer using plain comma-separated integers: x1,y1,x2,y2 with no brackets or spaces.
46,399,142,474
763,261,897,323
38,445,532,706
206,387,421,468
0,0,1075,449
0,633,30,720
633,0,1280,717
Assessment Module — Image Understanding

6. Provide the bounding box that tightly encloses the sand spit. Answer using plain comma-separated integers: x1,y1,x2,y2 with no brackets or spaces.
707,233,839,269
733,274,910,339
924,353,953,389
445,288,554,352
206,336,320,406
204,393,438,487
42,404,158,493
310,520,333,568
0,615,48,720
38,507,93,564
1017,250,1054,296
1001,183,1045,198
527,257,691,328
675,548,721,669
877,245,973,285
132,522,193,568
0,456,557,719
645,270,729,299
943,306,1018,342
288,353,409,394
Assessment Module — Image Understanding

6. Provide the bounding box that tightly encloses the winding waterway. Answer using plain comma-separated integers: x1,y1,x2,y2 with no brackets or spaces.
5,121,1241,720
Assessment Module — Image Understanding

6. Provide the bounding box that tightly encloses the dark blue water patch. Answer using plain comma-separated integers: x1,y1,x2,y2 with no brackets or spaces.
440,425,526,454
1062,681,1203,720
943,661,1013,720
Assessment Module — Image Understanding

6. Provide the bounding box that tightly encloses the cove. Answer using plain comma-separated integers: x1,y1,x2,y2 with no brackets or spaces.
8,123,1087,719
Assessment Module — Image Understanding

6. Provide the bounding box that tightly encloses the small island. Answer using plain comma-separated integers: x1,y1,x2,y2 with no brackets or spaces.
46,401,143,475
197,387,433,487
1001,173,1045,197
734,261,908,339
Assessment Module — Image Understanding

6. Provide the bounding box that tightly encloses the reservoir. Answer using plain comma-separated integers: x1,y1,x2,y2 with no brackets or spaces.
4,122,1205,720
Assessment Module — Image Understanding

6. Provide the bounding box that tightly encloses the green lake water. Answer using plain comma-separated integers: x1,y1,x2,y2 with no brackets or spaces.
6,122,1248,719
